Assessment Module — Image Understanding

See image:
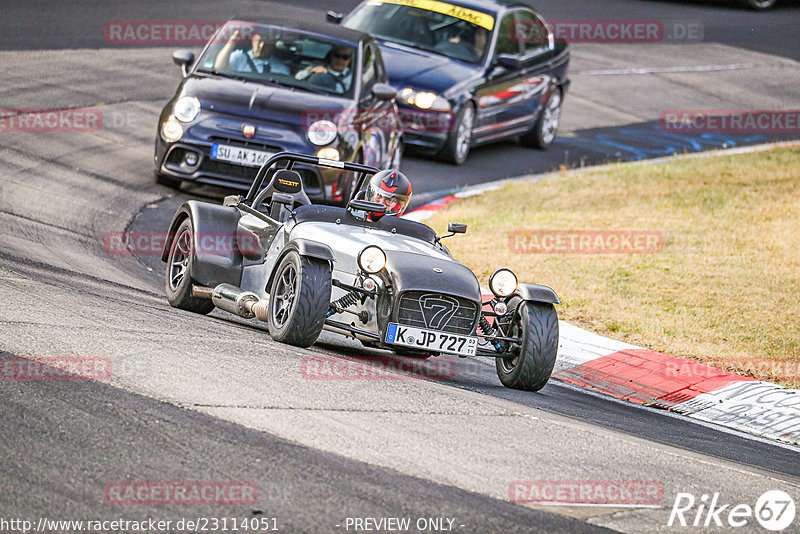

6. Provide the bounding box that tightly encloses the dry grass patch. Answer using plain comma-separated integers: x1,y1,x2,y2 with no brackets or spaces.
425,147,800,388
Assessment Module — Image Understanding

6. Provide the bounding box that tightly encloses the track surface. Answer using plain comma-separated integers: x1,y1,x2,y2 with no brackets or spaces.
1,1,799,533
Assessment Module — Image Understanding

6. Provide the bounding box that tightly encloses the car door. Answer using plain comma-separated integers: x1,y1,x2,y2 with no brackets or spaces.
472,10,552,141
357,40,398,167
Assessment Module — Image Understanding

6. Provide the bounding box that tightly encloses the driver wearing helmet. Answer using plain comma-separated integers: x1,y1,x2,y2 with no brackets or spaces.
365,170,412,221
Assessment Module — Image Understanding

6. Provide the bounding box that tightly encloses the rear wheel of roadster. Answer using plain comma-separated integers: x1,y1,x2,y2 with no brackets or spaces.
165,218,215,314
495,299,559,392
268,251,332,347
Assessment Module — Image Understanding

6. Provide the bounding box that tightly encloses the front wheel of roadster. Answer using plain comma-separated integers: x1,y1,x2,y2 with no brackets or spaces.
495,300,559,391
165,218,215,314
268,251,332,347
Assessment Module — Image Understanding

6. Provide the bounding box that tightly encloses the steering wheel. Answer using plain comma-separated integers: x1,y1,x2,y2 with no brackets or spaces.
307,71,346,93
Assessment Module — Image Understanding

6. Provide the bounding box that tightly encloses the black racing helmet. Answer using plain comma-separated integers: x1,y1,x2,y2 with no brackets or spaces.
365,169,412,218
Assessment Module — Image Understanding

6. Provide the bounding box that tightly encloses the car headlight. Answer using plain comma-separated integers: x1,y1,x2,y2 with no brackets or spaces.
173,96,200,123
398,88,451,112
308,120,338,146
316,147,340,161
358,246,386,274
161,117,183,142
489,268,518,297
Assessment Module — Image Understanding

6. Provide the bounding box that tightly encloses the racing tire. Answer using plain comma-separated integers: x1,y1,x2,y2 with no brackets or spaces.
164,218,215,314
495,299,559,392
440,103,474,165
155,171,181,189
267,251,332,348
520,88,562,149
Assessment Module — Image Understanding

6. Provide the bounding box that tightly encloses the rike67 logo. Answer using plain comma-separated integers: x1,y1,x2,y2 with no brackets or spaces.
669,490,795,531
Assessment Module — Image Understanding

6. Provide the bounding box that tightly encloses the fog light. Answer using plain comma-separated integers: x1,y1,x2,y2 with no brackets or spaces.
493,301,508,316
161,118,183,142
184,152,198,166
363,278,377,292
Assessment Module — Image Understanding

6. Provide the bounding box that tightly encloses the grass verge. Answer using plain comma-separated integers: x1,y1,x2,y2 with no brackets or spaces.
425,146,800,388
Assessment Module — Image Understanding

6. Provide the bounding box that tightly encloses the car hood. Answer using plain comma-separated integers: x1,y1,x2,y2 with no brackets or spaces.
378,42,482,95
291,221,481,302
177,75,349,123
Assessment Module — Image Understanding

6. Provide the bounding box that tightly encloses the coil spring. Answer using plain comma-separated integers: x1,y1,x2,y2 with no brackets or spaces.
329,290,361,316
479,316,503,352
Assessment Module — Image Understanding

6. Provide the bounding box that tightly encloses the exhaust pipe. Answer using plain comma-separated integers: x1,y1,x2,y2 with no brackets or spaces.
211,283,269,321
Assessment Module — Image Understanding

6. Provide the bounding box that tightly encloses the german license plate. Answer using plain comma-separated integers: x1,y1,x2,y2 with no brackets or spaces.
211,143,274,167
385,323,477,357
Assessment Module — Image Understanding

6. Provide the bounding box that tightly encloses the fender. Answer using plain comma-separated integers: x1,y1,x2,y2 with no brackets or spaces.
265,238,334,292
161,200,243,287
515,282,561,305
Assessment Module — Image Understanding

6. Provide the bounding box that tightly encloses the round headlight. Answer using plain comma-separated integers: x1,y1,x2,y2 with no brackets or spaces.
308,120,337,146
358,246,386,274
173,96,200,123
489,268,518,297
161,118,183,142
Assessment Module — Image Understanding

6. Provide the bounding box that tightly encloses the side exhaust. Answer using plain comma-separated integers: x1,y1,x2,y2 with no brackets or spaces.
202,283,270,321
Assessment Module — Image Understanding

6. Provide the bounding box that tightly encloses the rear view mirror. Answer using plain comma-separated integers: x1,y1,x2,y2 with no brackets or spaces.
172,49,195,77
448,222,467,234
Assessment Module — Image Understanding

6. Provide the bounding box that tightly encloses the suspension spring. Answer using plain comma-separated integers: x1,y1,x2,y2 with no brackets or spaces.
328,290,361,317
478,316,504,352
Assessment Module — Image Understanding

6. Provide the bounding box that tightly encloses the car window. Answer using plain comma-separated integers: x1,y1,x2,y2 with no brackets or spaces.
515,10,552,56
344,1,494,64
196,21,356,97
494,13,521,57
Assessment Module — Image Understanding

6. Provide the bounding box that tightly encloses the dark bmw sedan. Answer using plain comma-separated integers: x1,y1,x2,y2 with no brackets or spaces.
154,20,402,204
338,0,570,164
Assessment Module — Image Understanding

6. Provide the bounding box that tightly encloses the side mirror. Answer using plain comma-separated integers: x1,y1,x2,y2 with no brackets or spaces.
448,222,467,234
172,49,195,77
438,222,467,242
495,54,522,70
371,83,397,101
348,199,387,214
327,11,344,24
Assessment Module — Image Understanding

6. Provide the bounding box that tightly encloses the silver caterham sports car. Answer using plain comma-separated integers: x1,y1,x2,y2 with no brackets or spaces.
161,153,560,391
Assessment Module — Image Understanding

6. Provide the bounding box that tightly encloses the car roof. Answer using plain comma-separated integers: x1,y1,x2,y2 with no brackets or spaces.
371,0,531,16
228,17,370,45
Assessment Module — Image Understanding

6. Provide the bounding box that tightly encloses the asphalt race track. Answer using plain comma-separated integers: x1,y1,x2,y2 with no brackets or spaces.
1,1,799,533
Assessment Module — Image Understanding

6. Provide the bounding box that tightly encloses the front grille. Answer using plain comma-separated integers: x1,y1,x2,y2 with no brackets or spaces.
396,291,478,336
200,159,259,185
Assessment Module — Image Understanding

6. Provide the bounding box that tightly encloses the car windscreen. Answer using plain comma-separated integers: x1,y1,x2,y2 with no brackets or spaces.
344,1,493,64
196,22,356,98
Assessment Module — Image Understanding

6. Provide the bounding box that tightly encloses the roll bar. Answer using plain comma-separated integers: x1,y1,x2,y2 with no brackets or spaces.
245,152,381,204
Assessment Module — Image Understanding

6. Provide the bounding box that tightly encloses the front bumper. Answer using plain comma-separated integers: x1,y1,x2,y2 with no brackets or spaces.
154,116,348,202
396,105,452,154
